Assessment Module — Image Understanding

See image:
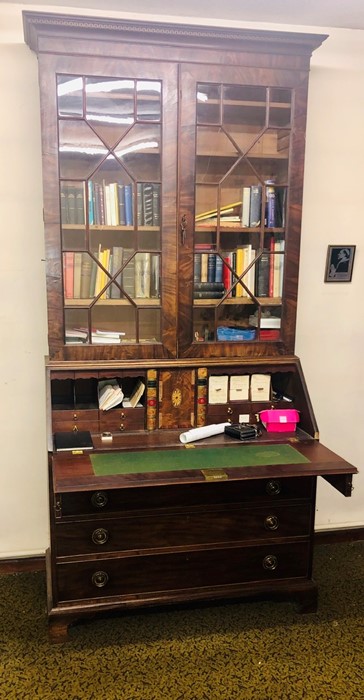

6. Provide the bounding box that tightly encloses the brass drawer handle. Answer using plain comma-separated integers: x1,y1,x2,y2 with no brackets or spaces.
264,515,279,531
265,480,281,496
120,412,126,420
91,491,108,509
227,407,233,415
119,423,125,431
91,528,109,545
91,571,109,588
263,554,278,571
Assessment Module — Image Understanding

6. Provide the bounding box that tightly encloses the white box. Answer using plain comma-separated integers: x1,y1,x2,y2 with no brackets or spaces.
229,375,250,401
208,375,228,404
250,374,271,401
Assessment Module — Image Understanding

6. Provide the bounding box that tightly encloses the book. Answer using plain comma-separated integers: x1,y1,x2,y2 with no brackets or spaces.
135,252,151,298
195,201,242,222
152,184,161,227
146,369,158,431
122,249,135,298
142,183,154,225
75,183,85,224
98,379,124,410
63,252,74,299
150,253,160,298
255,251,270,297
194,282,225,292
265,182,276,228
124,183,133,225
249,185,262,227
110,246,123,299
54,430,93,452
241,186,251,227
128,379,146,408
73,252,82,299
80,253,93,299
193,290,225,299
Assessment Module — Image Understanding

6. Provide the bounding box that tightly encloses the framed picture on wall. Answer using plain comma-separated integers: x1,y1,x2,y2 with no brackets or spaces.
324,245,356,282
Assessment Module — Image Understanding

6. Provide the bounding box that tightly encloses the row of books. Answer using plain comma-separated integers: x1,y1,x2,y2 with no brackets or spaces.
193,240,284,299
60,181,161,227
195,184,286,229
98,378,145,410
63,248,160,300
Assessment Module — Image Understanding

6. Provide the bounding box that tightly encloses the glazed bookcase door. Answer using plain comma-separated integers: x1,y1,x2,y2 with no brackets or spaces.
39,55,178,361
178,63,308,359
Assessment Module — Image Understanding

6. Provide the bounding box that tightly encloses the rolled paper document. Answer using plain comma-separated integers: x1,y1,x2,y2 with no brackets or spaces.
179,423,230,444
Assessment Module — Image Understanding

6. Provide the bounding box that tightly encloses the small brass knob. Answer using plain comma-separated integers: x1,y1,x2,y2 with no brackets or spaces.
73,413,78,421
263,554,278,571
120,412,126,420
227,407,233,415
91,491,108,509
265,480,281,496
72,426,78,433
91,570,109,588
264,515,279,531
92,528,109,545
119,423,125,431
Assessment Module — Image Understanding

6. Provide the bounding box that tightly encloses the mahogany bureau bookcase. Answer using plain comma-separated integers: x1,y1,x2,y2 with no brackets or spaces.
23,12,357,643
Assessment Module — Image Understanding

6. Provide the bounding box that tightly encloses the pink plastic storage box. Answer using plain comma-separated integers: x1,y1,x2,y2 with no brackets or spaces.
259,409,300,432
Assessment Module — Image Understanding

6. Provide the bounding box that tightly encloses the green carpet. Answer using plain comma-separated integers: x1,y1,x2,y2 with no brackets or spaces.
0,542,363,700
91,443,309,475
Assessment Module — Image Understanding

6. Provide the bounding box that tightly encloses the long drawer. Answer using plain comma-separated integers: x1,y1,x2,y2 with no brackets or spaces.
55,503,312,556
58,476,315,518
55,541,310,602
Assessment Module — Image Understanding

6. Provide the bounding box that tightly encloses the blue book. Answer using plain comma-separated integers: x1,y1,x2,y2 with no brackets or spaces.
124,183,133,226
88,181,94,225
215,255,223,283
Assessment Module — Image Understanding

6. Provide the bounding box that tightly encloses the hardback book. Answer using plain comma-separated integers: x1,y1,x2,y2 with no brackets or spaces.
241,186,251,227
110,246,123,299
193,290,225,299
194,253,202,283
135,252,151,298
63,252,74,299
255,251,270,297
194,282,225,292
265,182,276,228
207,253,216,282
137,183,143,226
67,185,76,224
249,185,262,227
54,430,93,452
124,183,133,226
75,183,85,225
142,183,154,226
60,183,68,224
152,184,161,227
80,252,93,299
215,255,223,283
117,184,126,225
150,253,160,298
72,252,83,299
122,249,135,298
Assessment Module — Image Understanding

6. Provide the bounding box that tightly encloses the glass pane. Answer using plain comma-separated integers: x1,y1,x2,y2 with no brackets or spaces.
57,75,83,117
91,301,135,343
216,301,259,342
196,83,221,124
249,305,282,341
64,308,89,345
89,157,134,226
223,85,267,153
136,80,161,121
60,181,87,250
58,120,108,179
139,308,161,342
85,77,134,147
269,88,292,128
114,123,161,181
137,183,161,228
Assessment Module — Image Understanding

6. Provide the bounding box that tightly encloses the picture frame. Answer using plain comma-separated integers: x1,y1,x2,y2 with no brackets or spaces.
324,245,356,282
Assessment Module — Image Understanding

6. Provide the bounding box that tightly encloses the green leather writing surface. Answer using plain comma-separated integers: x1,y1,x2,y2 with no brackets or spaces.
91,444,309,476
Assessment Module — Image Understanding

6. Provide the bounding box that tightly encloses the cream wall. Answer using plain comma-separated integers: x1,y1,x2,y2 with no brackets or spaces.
0,3,362,558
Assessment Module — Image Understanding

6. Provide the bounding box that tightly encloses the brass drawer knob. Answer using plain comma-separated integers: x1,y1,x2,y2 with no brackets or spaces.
73,413,78,421
263,554,278,571
264,515,279,531
227,407,233,415
92,528,109,545
120,412,126,420
91,491,108,509
91,571,109,588
119,423,125,431
265,480,281,496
